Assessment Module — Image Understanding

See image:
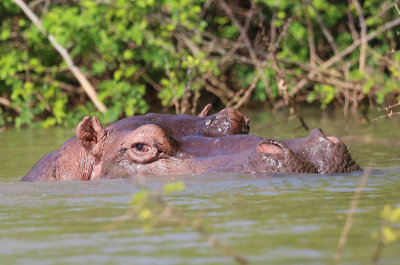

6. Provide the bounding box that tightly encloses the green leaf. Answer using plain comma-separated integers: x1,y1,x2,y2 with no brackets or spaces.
390,207,400,223
163,181,185,194
382,227,398,244
131,189,149,205
92,61,107,75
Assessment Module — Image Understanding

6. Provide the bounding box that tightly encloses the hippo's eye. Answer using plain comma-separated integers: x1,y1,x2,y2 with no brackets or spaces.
133,143,149,152
126,141,158,164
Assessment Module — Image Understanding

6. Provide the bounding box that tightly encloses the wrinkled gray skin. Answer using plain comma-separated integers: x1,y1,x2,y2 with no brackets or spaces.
22,106,360,182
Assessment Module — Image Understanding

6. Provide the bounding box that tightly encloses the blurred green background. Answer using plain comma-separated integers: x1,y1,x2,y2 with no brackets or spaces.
0,0,399,128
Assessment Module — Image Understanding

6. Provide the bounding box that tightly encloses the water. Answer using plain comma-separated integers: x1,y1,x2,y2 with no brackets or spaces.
1,108,400,265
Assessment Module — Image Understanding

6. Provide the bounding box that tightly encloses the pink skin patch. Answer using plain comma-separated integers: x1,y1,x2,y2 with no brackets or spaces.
327,136,340,144
257,143,283,155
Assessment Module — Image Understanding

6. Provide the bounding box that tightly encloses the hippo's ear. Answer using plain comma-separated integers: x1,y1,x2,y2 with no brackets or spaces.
76,116,107,159
198,103,212,117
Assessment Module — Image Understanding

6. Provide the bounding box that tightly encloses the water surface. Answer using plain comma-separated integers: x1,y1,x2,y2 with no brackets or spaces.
1,108,399,265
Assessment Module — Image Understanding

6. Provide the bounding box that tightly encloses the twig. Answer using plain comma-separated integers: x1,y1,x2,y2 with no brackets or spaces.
291,17,400,102
334,168,371,264
40,0,50,18
372,110,400,122
164,58,180,113
233,73,260,109
371,1,396,21
306,16,316,66
142,73,163,92
381,103,400,111
0,97,20,113
175,31,236,105
274,1,304,48
204,82,229,105
309,0,349,79
395,3,400,15
218,0,273,100
181,68,194,114
270,7,277,44
352,0,367,72
347,0,360,40
13,0,107,113
200,0,214,17
28,0,45,8
219,4,254,66
176,33,201,55
190,86,201,115
323,17,400,69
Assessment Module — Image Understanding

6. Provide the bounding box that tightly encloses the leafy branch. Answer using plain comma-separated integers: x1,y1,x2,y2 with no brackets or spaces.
13,0,107,113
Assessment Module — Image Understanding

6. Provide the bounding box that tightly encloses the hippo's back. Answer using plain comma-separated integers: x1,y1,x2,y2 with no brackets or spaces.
22,151,59,182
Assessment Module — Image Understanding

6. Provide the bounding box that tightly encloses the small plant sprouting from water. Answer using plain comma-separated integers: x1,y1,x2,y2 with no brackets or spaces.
371,205,400,263
107,180,248,265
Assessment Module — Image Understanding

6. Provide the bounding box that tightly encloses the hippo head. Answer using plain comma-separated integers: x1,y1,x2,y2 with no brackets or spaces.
76,117,316,179
22,106,361,182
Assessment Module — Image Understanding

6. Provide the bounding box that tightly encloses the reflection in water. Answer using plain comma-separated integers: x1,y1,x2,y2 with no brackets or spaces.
0,109,400,264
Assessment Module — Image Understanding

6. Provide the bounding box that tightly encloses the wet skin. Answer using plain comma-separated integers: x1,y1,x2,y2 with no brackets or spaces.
22,106,361,181
107,104,250,138
282,128,361,173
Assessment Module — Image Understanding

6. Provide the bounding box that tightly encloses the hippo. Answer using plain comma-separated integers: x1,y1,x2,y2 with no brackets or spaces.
21,106,361,181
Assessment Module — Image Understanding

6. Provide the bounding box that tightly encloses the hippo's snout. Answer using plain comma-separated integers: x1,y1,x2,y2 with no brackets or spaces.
290,128,361,173
308,128,338,147
250,139,317,174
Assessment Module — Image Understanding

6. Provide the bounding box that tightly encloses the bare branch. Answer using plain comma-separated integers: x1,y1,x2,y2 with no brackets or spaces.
218,0,273,101
142,73,163,92
233,73,260,109
292,17,400,96
306,16,316,66
347,0,360,41
323,17,400,69
395,3,400,15
309,0,349,79
372,110,400,122
352,0,367,72
13,0,107,113
0,97,21,113
164,59,180,113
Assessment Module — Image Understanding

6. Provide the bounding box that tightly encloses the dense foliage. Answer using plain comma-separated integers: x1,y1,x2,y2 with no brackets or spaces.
0,0,399,127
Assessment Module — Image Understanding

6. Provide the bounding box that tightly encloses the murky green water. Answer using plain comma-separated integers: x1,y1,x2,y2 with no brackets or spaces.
1,108,400,265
